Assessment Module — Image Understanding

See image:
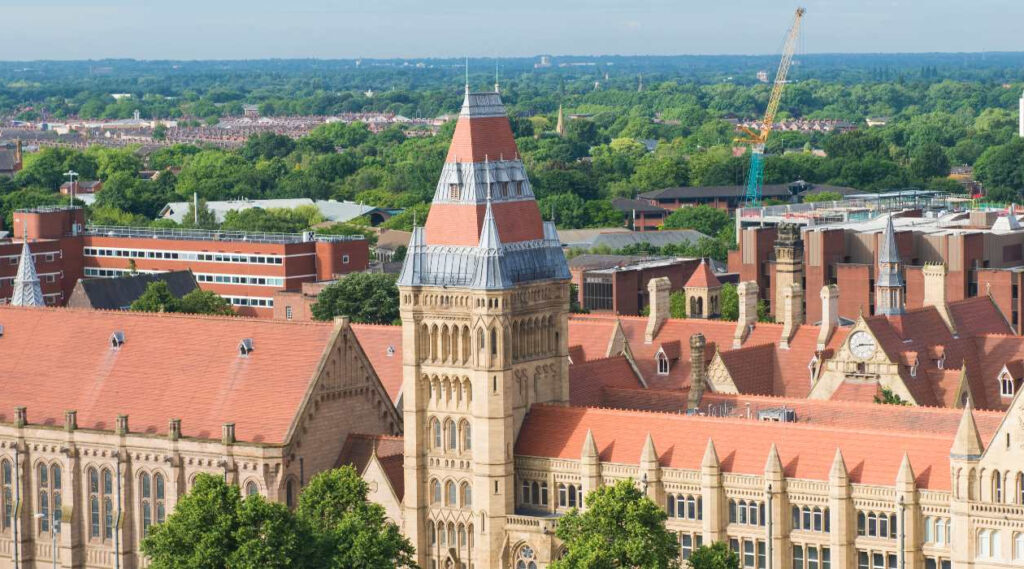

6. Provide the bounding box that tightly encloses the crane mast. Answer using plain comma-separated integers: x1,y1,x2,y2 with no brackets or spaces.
739,7,805,206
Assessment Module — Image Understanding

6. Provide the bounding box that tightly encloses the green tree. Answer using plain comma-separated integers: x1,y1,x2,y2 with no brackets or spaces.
874,386,910,406
718,283,739,321
130,281,181,313
569,283,588,314
909,141,950,179
688,542,740,569
240,132,297,161
179,289,234,315
669,290,687,318
802,191,843,204
229,497,316,569
311,273,400,324
662,205,731,237
180,199,219,229
297,467,416,569
141,474,242,569
552,479,680,569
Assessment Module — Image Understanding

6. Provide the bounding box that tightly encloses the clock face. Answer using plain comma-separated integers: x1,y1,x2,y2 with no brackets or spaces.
848,331,877,360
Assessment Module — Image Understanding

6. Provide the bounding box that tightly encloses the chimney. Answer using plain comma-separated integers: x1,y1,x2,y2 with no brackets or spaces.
64,410,77,432
923,263,956,333
687,333,707,411
168,418,181,441
14,406,26,427
817,284,839,350
222,423,236,445
644,277,671,343
14,140,22,165
733,281,759,348
116,414,129,435
779,283,804,349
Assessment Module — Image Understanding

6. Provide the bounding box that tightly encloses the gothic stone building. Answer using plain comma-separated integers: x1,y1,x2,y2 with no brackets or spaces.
0,307,400,568
379,87,1024,569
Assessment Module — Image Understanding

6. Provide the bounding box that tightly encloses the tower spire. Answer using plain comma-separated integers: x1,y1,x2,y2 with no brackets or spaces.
875,214,905,315
11,236,44,307
494,60,500,93
465,56,470,95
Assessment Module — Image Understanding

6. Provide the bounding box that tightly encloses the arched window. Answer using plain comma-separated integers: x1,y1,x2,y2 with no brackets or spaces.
1017,473,1024,505
568,485,578,508
447,522,455,545
102,469,114,540
1000,371,1015,397
462,482,472,507
935,518,946,545
154,473,165,524
37,463,50,533
431,418,441,449
667,494,676,517
88,468,100,539
141,472,152,536
994,471,1004,503
516,545,538,569
286,479,295,509
427,521,436,545
462,421,472,451
446,481,457,506
1,459,11,529
245,480,259,497
458,523,467,547
490,328,498,357
446,420,458,450
1013,532,1024,561
430,480,441,504
656,351,669,375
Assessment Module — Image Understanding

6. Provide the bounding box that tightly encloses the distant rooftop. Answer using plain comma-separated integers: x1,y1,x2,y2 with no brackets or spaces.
82,225,365,245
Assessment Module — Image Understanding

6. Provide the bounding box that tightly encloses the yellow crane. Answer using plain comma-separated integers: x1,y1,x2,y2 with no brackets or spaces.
738,7,805,205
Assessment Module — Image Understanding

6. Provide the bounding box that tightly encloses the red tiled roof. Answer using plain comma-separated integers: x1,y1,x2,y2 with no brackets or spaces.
830,381,882,403
336,433,405,500
444,116,520,163
685,259,721,288
350,324,403,404
424,201,545,246
0,306,337,444
515,404,956,489
569,356,643,407
718,343,776,395
567,318,617,362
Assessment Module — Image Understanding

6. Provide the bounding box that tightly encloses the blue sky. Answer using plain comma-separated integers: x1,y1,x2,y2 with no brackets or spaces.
2,0,1022,60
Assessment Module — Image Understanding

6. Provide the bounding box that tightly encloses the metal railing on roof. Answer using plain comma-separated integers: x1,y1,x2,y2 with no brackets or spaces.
81,225,365,245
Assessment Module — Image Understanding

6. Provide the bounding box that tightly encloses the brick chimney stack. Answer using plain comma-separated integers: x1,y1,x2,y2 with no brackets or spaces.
817,284,839,350
780,283,804,349
733,281,759,348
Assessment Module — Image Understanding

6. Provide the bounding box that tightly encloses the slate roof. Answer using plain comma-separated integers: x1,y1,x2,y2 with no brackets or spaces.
0,148,17,172
0,306,338,444
611,197,667,214
71,270,198,310
639,183,858,201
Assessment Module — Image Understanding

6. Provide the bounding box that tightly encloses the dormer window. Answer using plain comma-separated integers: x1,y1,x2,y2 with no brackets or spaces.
386,345,395,357
808,353,819,384
1000,370,1015,397
239,338,254,356
448,183,461,201
937,356,945,370
656,350,670,375
909,362,918,378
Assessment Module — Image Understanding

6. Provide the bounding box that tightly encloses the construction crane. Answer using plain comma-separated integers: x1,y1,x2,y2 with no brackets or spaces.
738,7,805,206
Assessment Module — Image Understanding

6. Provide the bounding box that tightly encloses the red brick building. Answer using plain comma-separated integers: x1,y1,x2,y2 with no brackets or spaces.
569,255,705,315
5,206,369,317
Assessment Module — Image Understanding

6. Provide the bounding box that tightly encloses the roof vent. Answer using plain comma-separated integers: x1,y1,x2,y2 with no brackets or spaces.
386,345,395,357
110,331,125,348
238,338,254,356
0,324,5,337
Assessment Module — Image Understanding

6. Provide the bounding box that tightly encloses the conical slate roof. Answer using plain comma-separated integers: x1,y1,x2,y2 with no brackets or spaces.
10,240,43,307
876,215,904,289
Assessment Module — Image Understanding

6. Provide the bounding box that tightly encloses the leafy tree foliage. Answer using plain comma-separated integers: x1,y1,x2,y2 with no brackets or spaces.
311,273,400,324
689,542,741,569
130,281,233,315
553,479,680,569
662,205,731,237
141,469,411,569
875,386,910,406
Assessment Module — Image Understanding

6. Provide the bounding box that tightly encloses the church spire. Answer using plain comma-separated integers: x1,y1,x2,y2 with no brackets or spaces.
875,214,905,315
556,104,566,136
11,238,44,307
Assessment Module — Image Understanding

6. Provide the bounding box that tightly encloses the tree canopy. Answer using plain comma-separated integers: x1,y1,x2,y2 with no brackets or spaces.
130,281,233,315
552,479,680,569
311,273,400,324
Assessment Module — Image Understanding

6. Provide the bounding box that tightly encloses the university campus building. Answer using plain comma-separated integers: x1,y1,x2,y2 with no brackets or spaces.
1,89,1023,569
0,206,369,317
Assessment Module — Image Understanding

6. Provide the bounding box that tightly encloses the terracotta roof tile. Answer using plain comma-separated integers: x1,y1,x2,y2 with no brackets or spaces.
718,343,776,396
569,356,643,407
516,404,956,489
684,259,721,288
350,323,403,403
0,306,336,444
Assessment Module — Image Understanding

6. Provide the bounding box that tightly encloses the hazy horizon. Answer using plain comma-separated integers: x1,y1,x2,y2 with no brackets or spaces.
3,0,1022,61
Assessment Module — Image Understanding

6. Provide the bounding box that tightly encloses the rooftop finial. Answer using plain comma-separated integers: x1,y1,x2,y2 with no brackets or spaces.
464,56,469,95
484,155,492,202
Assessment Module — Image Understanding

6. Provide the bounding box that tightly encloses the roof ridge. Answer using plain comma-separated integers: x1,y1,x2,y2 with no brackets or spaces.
533,403,964,440
700,392,1005,416
0,305,334,327
349,322,402,329
573,354,629,365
